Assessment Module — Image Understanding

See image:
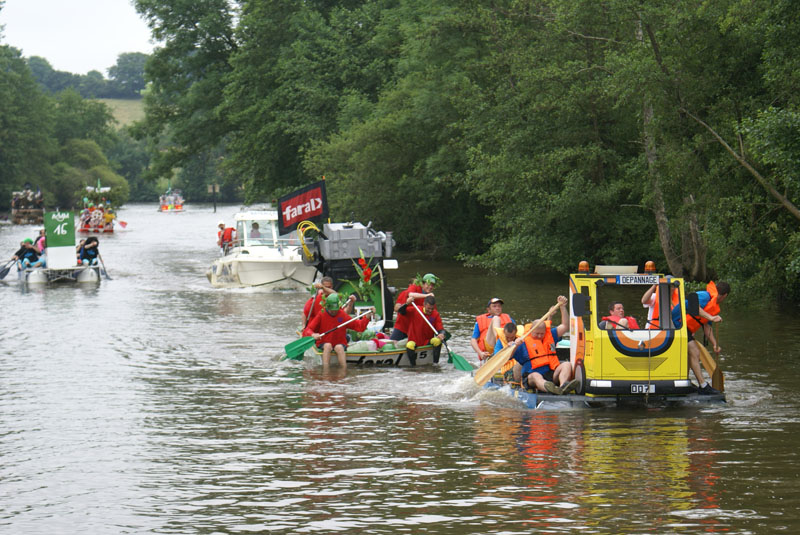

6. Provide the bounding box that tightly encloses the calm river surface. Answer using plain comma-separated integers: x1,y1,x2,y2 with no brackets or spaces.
1,203,799,534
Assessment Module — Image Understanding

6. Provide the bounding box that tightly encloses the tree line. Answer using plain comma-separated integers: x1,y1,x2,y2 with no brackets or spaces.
4,1,799,303
131,0,800,303
27,52,149,99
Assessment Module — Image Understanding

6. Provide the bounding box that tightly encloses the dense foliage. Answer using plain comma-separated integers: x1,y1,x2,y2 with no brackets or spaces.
5,1,800,303
0,45,131,209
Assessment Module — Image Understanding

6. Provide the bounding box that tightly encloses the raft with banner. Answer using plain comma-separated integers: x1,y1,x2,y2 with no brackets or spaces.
474,261,726,409
16,210,107,285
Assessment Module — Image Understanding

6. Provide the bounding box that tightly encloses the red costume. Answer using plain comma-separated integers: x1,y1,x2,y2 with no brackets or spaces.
302,309,370,348
302,291,326,326
404,306,443,346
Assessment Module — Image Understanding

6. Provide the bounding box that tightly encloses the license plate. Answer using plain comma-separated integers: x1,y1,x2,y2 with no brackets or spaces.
631,384,655,394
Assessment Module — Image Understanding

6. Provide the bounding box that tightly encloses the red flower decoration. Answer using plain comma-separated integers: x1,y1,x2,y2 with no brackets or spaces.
358,258,367,268
363,268,372,282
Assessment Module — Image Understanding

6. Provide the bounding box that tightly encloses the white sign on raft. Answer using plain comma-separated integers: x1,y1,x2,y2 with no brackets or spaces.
616,275,659,285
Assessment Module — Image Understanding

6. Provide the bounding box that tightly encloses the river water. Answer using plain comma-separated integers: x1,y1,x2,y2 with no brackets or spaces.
1,203,799,534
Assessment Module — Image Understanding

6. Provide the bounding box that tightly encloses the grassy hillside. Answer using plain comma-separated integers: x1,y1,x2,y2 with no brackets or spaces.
98,98,145,128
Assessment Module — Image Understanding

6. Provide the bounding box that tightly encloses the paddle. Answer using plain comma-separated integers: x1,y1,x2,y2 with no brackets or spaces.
411,302,472,371
697,343,724,392
473,302,561,387
284,309,371,360
0,259,15,280
98,253,112,280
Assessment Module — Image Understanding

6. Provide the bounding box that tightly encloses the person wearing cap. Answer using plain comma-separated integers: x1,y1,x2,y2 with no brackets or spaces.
471,297,514,361
389,273,438,341
302,276,338,327
398,295,446,365
11,238,45,269
302,293,374,371
217,221,236,254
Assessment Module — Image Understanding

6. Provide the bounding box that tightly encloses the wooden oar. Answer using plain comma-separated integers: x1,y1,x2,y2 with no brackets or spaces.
698,343,724,392
473,302,560,387
284,310,371,360
411,302,473,372
0,259,15,280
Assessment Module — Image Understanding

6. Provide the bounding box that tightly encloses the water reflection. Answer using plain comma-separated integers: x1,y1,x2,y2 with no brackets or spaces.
2,205,800,533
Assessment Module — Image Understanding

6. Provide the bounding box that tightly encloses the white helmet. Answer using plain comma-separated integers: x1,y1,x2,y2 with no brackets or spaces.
217,220,225,226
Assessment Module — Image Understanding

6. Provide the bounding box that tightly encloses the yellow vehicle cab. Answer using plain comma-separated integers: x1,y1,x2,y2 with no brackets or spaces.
569,261,699,397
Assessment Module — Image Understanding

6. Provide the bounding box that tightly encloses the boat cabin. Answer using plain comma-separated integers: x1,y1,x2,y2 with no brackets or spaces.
233,210,300,249
568,261,698,397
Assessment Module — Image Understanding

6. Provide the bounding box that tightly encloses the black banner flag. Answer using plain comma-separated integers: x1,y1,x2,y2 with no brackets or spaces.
277,181,329,235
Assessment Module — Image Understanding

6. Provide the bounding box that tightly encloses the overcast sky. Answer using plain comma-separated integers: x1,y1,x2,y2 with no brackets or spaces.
0,0,154,75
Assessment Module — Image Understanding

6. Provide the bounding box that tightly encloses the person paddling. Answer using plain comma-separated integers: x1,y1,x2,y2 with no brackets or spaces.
12,238,45,270
302,293,374,372
398,295,446,366
389,273,438,341
470,297,514,362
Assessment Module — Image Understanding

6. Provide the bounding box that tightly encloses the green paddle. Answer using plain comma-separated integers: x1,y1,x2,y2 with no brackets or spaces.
284,310,371,361
411,302,473,372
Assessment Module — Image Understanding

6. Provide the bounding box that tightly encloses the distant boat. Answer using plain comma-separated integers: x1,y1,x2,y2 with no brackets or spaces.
159,188,184,212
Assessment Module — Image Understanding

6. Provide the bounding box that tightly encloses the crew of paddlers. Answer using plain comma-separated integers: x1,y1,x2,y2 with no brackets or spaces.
78,200,117,232
298,270,731,395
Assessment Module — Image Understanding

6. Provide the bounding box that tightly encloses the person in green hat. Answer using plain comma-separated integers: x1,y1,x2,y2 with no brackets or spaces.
390,273,439,341
302,292,375,372
11,238,45,269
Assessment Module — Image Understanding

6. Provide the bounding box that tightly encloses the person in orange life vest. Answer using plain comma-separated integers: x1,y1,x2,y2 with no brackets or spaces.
302,276,338,327
641,283,681,329
390,273,438,341
517,295,577,394
302,293,374,371
601,302,641,330
683,281,730,395
470,297,514,361
399,295,445,365
217,221,235,254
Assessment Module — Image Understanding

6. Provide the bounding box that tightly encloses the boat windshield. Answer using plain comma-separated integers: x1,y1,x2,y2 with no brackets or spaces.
237,220,301,247
241,219,276,246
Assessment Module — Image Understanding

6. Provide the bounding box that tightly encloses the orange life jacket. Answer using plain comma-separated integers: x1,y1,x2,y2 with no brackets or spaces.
647,287,680,329
476,313,511,352
685,281,720,334
522,321,559,371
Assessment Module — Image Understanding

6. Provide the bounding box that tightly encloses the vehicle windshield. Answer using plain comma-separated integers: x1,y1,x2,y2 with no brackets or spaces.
240,220,276,246
596,281,681,330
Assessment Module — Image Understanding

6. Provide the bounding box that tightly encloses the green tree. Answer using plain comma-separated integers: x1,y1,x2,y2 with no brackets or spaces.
132,0,237,180
0,46,55,203
108,52,149,98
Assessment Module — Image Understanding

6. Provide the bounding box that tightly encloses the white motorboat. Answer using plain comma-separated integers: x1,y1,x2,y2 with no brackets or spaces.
206,208,318,289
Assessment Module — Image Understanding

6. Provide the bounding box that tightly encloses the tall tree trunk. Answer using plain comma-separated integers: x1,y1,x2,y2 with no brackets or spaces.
638,18,684,277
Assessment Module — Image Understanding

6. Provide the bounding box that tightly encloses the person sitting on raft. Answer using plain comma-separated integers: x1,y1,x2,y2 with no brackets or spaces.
302,293,374,372
302,276,337,327
600,301,641,330
470,297,515,362
511,295,577,395
12,238,45,269
389,273,438,341
79,236,100,265
398,295,446,366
